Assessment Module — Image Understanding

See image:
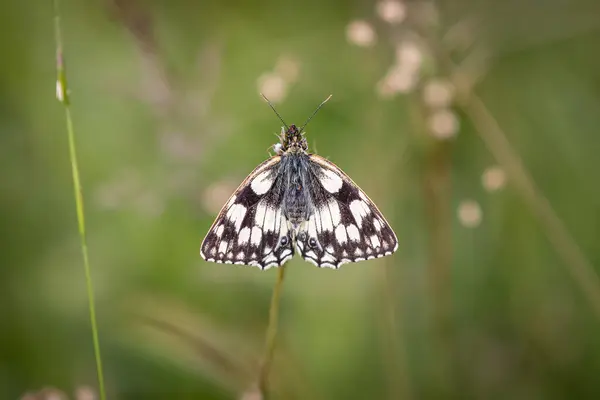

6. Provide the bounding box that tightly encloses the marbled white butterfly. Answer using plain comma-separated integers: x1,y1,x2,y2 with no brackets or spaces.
200,95,398,269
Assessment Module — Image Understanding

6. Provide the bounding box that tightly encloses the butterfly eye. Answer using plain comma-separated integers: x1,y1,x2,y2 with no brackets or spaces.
309,238,317,248
280,236,289,246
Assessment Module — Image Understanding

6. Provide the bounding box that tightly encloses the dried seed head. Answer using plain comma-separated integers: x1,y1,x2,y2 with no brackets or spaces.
395,40,423,72
275,55,301,83
458,200,482,228
75,386,96,400
257,72,287,104
377,65,419,98
482,166,506,192
376,1,407,24
346,20,377,47
423,79,455,108
428,109,459,139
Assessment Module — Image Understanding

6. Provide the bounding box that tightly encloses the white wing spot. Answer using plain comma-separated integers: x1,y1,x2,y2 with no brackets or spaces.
227,251,233,259
359,191,369,202
237,251,245,260
280,249,292,258
370,235,381,248
320,168,343,193
274,207,282,234
215,224,224,237
326,245,334,253
210,247,216,256
350,200,370,228
251,170,274,195
373,218,382,232
218,241,228,254
226,204,247,232
264,254,277,264
255,203,267,225
238,227,251,245
308,214,318,239
366,247,372,254
322,253,335,263
335,224,348,244
251,252,257,259
251,226,262,246
305,257,319,267
328,200,341,226
355,248,363,256
263,207,277,232
320,206,334,232
347,224,360,242
306,250,317,259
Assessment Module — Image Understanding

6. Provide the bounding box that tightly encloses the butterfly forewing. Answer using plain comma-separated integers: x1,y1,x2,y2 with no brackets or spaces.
200,156,295,269
295,154,398,269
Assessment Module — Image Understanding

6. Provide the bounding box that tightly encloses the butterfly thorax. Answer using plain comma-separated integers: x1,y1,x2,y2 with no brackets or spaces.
275,124,308,155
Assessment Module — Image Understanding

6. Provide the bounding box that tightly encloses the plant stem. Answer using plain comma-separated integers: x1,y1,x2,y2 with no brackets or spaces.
53,1,107,399
456,89,600,317
258,266,287,397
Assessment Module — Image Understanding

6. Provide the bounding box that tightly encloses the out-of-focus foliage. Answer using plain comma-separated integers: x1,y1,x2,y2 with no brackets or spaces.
2,0,600,398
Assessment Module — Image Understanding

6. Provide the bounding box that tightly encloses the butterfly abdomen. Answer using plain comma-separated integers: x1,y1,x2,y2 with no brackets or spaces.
281,154,313,227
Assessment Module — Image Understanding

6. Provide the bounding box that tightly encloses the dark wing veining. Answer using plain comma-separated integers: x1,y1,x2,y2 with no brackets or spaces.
295,154,398,268
200,156,295,269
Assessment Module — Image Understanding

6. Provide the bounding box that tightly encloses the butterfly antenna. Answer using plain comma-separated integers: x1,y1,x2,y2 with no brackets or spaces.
260,93,288,130
299,94,332,134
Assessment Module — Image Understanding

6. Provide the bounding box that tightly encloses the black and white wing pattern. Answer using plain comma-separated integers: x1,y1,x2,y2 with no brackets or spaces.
200,156,295,270
295,154,398,269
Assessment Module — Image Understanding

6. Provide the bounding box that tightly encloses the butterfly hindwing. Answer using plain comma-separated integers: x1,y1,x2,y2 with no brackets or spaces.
295,154,398,269
200,156,295,269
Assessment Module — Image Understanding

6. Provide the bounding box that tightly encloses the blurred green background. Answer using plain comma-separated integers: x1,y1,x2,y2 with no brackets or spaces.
2,0,600,399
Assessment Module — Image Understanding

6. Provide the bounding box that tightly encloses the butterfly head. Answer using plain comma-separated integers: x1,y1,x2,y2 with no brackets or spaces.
276,124,308,154
262,93,331,155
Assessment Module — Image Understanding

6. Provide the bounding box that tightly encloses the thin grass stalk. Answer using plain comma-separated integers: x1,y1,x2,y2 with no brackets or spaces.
456,90,600,317
53,1,106,399
379,260,413,400
258,266,287,398
433,42,600,318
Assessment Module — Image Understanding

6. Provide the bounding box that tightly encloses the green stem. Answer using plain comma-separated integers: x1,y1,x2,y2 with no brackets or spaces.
258,266,287,397
54,1,106,399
